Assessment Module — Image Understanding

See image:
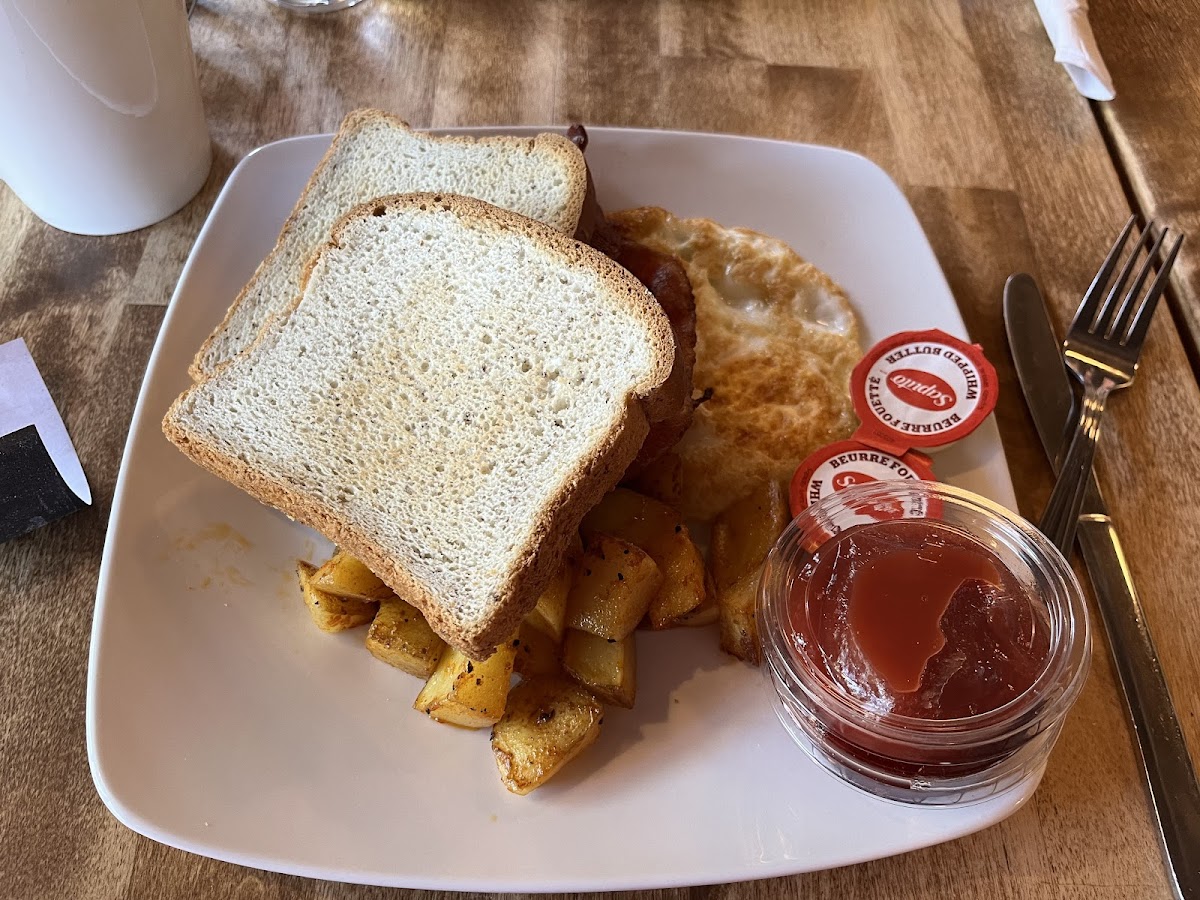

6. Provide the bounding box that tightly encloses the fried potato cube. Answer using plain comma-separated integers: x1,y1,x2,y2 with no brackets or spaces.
562,629,636,708
297,561,378,632
709,480,790,590
310,551,394,601
710,482,789,665
414,639,518,728
581,488,708,628
674,595,719,627
625,451,683,508
365,596,447,678
513,620,562,678
525,561,572,643
565,534,662,640
491,675,603,795
718,569,762,665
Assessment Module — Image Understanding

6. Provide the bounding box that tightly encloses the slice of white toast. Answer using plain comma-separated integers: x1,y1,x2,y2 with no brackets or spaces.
190,110,588,381
164,193,675,659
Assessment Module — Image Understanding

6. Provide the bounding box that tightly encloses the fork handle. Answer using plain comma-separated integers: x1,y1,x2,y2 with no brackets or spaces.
1040,374,1112,554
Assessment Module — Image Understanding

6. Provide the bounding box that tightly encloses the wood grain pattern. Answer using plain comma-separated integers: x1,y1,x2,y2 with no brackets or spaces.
1090,0,1200,363
0,1,1196,898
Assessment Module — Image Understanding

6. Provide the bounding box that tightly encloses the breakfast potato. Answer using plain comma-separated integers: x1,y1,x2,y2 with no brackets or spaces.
667,569,719,627
709,480,790,590
718,569,762,665
581,488,708,628
562,629,637,708
491,675,604,795
710,481,789,665
513,620,562,678
673,594,720,627
565,534,662,640
311,551,394,602
525,560,573,643
625,451,683,508
365,596,446,678
639,531,707,629
297,561,378,632
414,639,518,728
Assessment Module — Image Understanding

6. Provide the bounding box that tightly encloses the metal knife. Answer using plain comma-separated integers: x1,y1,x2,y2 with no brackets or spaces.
1004,273,1200,900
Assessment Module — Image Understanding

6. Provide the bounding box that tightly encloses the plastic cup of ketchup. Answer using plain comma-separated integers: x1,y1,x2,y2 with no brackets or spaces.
758,481,1091,806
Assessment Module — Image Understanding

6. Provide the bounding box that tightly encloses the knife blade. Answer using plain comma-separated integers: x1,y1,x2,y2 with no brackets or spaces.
1004,272,1200,900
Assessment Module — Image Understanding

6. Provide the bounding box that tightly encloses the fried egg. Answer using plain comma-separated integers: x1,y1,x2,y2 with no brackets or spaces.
608,207,862,521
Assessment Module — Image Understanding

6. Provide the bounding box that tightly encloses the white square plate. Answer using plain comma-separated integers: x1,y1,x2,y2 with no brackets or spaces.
88,127,1025,891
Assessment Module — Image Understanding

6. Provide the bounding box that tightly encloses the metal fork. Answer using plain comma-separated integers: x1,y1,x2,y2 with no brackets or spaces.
1040,216,1184,555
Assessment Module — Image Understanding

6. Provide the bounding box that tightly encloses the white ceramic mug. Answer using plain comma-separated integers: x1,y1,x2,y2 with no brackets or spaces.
0,0,212,235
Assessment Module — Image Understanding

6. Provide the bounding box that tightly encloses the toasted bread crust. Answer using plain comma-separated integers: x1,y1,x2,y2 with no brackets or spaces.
162,402,650,658
165,193,674,659
189,109,589,383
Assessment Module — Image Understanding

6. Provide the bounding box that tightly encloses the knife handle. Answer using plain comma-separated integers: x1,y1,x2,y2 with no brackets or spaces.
1077,513,1200,899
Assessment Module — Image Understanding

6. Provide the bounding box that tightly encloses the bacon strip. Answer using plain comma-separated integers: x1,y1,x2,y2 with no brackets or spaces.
568,125,698,473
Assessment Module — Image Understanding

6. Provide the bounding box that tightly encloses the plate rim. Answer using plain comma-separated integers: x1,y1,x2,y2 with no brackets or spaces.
87,125,1023,891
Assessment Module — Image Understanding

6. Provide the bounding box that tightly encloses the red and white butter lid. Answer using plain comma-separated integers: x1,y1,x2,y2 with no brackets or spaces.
789,440,937,520
849,329,999,454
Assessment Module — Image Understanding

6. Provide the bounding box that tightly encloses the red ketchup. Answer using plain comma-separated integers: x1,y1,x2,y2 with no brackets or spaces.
788,519,1051,775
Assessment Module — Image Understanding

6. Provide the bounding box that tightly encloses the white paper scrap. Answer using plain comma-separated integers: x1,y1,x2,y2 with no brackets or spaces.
1033,0,1116,101
0,337,91,505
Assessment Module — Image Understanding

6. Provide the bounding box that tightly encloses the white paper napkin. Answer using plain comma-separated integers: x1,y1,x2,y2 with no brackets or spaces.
1033,0,1116,100
0,337,91,505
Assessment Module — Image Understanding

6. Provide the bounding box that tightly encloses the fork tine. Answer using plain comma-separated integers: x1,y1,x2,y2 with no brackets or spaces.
1099,224,1156,340
1123,232,1184,350
1074,215,1137,333
1110,226,1168,339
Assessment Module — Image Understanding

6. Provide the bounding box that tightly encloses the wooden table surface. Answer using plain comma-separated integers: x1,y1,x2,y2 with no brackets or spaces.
1091,0,1200,361
2,2,1197,898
